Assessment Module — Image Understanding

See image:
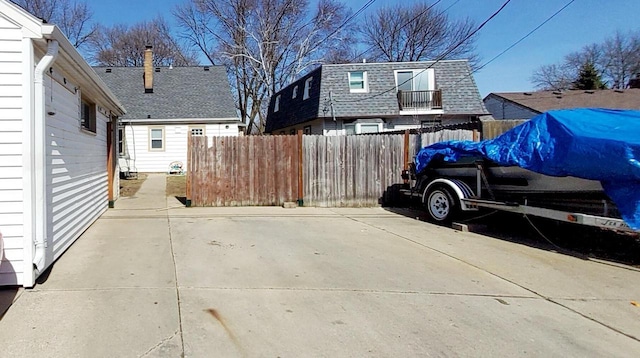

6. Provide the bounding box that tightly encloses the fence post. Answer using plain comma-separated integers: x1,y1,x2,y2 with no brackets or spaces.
403,129,410,170
297,129,304,206
473,129,480,142
185,132,192,207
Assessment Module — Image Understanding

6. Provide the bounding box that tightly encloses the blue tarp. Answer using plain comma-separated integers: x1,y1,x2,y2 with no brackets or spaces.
415,108,640,229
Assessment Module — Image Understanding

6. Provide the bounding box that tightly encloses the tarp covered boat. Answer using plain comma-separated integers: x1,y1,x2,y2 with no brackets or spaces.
415,108,640,229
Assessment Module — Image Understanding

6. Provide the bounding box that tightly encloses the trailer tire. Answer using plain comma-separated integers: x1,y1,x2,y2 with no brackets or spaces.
424,184,459,223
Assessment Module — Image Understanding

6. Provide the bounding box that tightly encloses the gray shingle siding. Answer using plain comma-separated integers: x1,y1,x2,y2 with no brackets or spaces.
94,66,239,121
266,60,487,133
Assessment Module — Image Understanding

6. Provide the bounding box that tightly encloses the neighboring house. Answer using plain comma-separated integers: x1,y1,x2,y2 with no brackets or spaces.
265,60,488,135
96,48,242,173
484,89,640,120
0,0,125,287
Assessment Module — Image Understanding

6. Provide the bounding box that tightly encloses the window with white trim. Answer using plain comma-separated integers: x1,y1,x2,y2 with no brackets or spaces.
303,77,313,100
149,127,165,151
348,71,368,93
118,127,125,155
292,85,298,99
344,123,382,135
395,68,434,92
274,95,281,112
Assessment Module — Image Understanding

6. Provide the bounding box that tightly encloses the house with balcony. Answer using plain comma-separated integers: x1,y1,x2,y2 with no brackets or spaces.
265,60,488,135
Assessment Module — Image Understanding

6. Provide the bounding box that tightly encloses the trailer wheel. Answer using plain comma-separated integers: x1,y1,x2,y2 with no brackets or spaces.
424,185,459,223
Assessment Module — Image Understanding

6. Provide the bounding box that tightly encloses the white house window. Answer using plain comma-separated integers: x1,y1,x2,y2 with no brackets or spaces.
190,127,205,136
303,77,313,100
149,127,164,151
344,123,381,134
274,95,281,112
303,125,311,134
395,68,434,92
348,71,368,93
292,85,298,99
118,127,125,155
345,124,356,135
359,124,380,134
81,97,96,133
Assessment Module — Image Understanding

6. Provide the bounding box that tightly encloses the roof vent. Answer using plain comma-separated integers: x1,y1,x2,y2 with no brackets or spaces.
552,91,562,95
614,89,625,93
523,92,532,96
203,66,210,71
155,67,160,72
105,68,112,73
585,90,595,94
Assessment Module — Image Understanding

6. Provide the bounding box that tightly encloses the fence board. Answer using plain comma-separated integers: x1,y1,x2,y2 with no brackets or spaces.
482,120,527,140
189,130,476,207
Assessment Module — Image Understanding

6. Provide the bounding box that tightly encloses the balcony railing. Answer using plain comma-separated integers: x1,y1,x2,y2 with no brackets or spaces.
397,90,443,111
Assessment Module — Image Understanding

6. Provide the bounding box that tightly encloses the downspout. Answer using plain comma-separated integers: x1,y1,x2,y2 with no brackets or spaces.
32,39,59,275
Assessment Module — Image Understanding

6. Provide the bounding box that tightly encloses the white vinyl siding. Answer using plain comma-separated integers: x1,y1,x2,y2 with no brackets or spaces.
45,74,109,265
124,122,239,172
0,17,24,285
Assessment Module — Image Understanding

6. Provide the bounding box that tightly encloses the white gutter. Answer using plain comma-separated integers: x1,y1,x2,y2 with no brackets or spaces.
32,39,59,274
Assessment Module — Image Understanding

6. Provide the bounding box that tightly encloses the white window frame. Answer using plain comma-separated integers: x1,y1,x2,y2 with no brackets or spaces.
149,126,165,151
292,85,298,99
394,68,435,92
303,77,313,100
344,123,382,135
274,95,281,112
348,71,368,93
118,127,126,156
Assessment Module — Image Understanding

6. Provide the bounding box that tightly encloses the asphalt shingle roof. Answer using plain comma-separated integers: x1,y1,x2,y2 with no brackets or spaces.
266,60,487,132
489,89,640,113
94,66,238,121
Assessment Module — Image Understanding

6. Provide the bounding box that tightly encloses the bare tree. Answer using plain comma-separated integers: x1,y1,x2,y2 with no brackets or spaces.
12,0,97,48
89,17,199,67
174,0,354,134
360,2,479,67
531,31,640,90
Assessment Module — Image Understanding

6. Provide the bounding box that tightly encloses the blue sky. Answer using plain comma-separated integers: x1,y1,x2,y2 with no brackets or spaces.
90,0,640,97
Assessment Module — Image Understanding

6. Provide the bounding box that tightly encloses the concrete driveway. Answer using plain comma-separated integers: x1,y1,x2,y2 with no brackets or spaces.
1,173,639,357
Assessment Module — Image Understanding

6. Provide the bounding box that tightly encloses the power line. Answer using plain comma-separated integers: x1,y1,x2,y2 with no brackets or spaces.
349,0,448,62
279,0,378,78
335,0,512,103
444,0,576,89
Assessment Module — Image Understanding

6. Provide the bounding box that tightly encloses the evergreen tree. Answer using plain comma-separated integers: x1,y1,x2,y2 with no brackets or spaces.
572,61,607,90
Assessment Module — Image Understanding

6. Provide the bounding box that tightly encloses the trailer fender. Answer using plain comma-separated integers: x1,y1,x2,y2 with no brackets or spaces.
424,179,478,212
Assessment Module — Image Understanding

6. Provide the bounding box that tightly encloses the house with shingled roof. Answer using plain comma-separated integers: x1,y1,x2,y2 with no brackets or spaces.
484,89,640,120
265,60,488,135
95,47,242,173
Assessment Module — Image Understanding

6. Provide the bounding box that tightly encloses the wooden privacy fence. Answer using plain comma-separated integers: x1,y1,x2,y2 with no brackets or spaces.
187,129,474,207
482,120,528,140
187,135,299,206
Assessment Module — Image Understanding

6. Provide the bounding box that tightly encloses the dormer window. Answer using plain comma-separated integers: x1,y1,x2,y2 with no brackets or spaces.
303,77,313,100
348,71,368,93
274,95,281,112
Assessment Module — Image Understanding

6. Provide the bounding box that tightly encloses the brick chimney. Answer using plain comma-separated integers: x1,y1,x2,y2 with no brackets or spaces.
144,45,153,93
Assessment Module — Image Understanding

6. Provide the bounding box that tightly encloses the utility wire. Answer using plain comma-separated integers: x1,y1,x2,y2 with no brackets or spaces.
335,0,512,103
349,0,447,62
444,0,576,89
279,0,378,77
